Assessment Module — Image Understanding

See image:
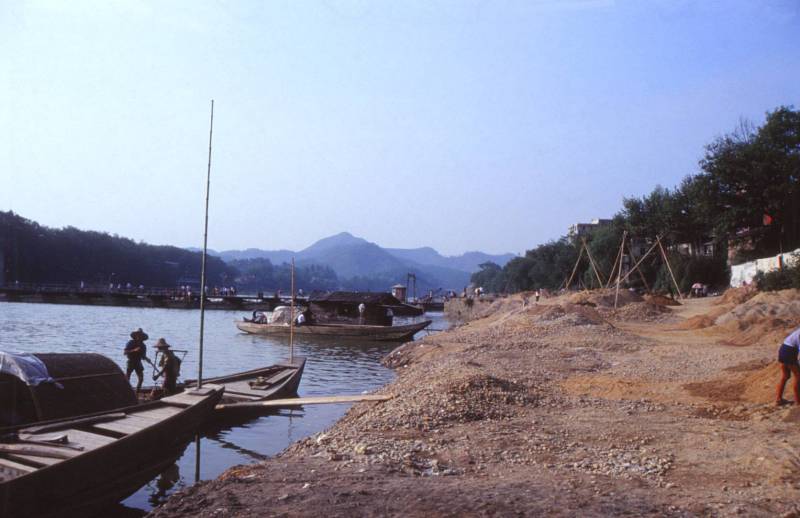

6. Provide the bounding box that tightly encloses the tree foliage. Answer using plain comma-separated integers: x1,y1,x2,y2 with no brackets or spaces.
479,106,799,294
0,211,236,287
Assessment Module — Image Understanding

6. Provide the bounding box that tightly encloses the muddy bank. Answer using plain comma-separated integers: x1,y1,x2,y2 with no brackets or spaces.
151,290,800,517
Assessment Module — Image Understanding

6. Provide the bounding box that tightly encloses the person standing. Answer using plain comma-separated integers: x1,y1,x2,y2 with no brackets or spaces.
358,302,366,325
776,326,800,405
153,339,181,396
124,328,149,393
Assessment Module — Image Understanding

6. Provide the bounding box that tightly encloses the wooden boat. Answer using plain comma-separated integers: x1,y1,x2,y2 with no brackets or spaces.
0,384,224,518
183,357,306,413
236,319,432,342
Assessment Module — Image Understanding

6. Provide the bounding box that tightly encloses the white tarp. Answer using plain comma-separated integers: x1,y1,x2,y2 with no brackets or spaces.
730,248,800,287
0,351,60,387
269,305,304,325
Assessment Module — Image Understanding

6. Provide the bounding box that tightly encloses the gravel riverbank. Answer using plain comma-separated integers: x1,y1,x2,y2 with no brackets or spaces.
150,289,800,517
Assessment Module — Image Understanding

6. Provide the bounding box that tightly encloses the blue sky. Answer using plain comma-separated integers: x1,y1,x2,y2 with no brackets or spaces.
0,0,797,255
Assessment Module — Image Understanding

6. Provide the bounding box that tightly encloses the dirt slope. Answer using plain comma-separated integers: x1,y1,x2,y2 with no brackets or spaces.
151,289,800,517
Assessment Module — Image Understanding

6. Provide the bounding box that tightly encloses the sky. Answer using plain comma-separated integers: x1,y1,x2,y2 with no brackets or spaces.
0,1,798,256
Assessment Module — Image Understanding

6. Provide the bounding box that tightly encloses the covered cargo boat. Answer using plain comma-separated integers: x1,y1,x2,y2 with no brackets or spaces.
0,352,137,427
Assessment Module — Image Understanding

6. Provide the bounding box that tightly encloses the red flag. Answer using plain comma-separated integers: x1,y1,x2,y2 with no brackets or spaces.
763,213,773,226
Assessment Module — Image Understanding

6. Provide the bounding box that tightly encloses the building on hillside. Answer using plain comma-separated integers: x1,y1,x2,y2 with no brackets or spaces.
567,219,612,243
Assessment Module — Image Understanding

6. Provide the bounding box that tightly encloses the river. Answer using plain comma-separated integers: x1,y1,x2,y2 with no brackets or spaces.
0,301,448,515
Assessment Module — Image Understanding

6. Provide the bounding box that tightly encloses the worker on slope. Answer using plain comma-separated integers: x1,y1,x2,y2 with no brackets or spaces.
775,326,800,405
153,338,181,396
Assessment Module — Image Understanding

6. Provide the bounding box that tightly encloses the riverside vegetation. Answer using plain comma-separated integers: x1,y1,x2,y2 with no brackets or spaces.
473,106,800,295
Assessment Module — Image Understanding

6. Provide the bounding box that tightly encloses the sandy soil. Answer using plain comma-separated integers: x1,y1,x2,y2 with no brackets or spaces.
151,288,800,517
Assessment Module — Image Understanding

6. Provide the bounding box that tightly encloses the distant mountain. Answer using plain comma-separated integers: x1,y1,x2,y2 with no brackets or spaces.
219,248,295,264
212,232,515,292
385,247,515,273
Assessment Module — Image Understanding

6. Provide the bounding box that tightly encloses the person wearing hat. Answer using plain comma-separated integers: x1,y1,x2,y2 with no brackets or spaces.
124,328,150,393
153,338,181,396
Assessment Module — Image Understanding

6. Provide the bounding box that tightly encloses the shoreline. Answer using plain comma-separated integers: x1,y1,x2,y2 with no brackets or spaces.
151,288,800,516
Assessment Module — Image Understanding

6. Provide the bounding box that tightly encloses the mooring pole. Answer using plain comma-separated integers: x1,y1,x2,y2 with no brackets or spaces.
198,99,214,389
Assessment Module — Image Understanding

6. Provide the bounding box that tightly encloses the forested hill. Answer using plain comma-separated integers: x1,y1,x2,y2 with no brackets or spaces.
0,211,237,287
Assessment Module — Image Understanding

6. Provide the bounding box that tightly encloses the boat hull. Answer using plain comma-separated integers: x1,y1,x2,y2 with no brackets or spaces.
184,358,306,414
235,320,432,342
0,385,224,518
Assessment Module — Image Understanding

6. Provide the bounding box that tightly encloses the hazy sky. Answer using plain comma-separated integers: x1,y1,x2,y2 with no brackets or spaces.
1,1,798,256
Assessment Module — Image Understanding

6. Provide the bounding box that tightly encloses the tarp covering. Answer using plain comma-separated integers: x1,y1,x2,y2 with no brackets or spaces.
270,305,301,324
0,351,58,387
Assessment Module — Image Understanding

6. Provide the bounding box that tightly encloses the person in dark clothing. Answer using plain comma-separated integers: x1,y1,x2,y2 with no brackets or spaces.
153,338,181,396
124,328,149,393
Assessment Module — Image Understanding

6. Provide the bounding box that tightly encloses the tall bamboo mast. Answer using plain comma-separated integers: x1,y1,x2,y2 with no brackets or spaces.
289,257,295,362
198,99,214,389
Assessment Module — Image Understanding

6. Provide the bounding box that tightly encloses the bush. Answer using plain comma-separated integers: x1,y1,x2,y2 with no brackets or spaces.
755,254,800,291
652,253,730,294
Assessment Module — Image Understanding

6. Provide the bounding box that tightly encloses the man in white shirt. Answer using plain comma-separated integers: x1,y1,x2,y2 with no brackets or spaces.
776,326,800,405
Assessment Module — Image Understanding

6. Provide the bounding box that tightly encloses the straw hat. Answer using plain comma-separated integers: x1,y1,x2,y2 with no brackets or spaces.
155,338,171,350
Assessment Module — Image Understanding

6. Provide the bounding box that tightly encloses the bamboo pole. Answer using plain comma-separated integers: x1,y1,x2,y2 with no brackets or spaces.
197,99,214,389
657,237,683,299
216,394,392,410
613,231,627,309
564,245,585,291
619,239,660,285
290,257,295,362
605,238,623,288
581,238,605,288
628,241,651,293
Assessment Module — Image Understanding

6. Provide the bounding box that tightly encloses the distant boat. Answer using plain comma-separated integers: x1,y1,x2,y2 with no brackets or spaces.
0,383,224,517
236,319,431,342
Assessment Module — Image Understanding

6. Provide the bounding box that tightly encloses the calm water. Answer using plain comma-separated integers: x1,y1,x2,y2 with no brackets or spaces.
0,301,448,515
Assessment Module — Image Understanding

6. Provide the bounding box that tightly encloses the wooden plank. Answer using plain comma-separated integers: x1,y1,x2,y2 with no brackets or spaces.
59,429,116,450
21,412,127,435
6,453,61,467
216,394,391,410
0,443,78,459
90,415,154,435
0,457,38,480
131,405,184,421
161,385,222,407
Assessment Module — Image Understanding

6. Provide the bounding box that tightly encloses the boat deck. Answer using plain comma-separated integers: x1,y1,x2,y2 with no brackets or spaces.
0,386,219,483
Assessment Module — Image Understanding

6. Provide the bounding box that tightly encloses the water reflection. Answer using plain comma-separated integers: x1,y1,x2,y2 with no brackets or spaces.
0,303,449,514
151,463,181,506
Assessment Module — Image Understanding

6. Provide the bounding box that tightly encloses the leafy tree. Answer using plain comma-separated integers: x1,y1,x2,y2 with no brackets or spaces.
470,262,505,293
700,106,800,260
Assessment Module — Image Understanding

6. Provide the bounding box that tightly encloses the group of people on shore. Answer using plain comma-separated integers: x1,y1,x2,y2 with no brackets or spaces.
123,328,181,396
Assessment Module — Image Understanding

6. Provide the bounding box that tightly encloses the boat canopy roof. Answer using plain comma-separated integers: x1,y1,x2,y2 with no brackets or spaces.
0,352,137,427
309,291,403,306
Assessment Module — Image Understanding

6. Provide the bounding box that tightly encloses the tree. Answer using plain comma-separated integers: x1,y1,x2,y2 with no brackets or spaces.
470,262,505,293
700,106,800,259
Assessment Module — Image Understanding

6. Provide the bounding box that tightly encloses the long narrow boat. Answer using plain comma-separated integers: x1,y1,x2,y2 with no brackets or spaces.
235,319,432,342
182,357,306,412
0,384,224,518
